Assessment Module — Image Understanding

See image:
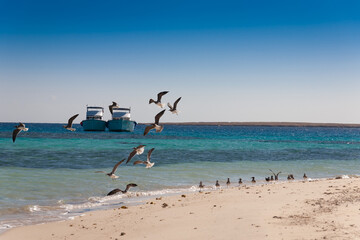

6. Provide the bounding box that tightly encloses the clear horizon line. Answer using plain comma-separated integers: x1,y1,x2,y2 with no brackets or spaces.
1,121,360,127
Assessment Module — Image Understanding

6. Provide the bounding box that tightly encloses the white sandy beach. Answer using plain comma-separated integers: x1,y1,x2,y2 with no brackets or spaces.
2,177,360,240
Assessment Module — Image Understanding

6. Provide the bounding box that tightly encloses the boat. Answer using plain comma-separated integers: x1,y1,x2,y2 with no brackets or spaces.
107,107,137,132
80,106,107,131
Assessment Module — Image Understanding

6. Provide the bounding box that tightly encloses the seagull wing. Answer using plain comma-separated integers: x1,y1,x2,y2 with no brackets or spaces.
19,122,26,128
66,114,79,128
154,110,166,125
147,148,155,163
157,91,169,102
269,169,276,176
143,125,155,136
126,150,137,164
133,160,146,165
12,128,22,143
109,158,125,175
124,183,138,193
107,188,121,196
136,144,146,149
173,97,182,109
167,102,173,110
135,145,145,154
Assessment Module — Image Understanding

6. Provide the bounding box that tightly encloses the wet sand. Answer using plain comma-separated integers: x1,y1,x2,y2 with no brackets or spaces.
2,177,360,240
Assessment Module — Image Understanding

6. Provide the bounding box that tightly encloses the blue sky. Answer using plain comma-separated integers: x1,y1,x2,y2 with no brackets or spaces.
1,0,360,123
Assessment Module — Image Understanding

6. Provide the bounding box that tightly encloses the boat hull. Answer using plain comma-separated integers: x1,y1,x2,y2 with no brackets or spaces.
107,119,136,132
81,120,107,131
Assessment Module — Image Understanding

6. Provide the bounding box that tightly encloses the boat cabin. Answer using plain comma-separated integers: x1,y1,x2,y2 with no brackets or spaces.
112,107,131,120
86,106,104,120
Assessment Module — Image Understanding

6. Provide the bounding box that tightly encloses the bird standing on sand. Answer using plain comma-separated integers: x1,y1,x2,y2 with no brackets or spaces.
95,158,125,179
303,173,308,180
226,178,231,187
167,97,182,114
126,145,146,164
199,181,204,191
12,123,29,143
109,101,119,115
215,180,220,188
238,178,242,184
143,110,166,136
63,114,79,131
287,174,294,180
149,91,169,108
251,177,256,183
133,148,155,168
107,183,138,196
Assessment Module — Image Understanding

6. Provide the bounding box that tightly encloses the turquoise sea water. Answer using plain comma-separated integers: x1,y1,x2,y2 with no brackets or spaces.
1,122,360,232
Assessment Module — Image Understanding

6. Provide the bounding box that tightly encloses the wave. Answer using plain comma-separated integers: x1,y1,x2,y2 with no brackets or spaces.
0,185,201,234
63,185,200,211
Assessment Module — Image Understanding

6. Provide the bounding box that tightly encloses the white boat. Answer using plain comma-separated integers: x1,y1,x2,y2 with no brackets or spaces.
80,106,107,131
107,107,136,132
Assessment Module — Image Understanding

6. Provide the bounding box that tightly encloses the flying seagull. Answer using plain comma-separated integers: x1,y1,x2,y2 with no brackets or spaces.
143,110,165,136
107,183,138,196
133,148,155,168
96,159,126,179
63,114,79,131
149,91,169,108
168,97,181,114
109,101,119,115
126,145,146,164
12,123,29,143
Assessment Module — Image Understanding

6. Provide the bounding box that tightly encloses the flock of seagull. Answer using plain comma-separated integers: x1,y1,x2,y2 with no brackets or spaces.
12,93,308,197
12,91,182,197
201,171,308,192
105,91,182,195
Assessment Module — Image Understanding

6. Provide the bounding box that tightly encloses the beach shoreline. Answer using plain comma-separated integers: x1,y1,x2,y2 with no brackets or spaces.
2,177,360,240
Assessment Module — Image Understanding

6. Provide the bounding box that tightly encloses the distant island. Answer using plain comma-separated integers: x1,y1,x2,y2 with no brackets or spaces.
139,122,360,128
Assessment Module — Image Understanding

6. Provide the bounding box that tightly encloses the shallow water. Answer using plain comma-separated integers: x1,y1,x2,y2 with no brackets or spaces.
1,123,360,232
